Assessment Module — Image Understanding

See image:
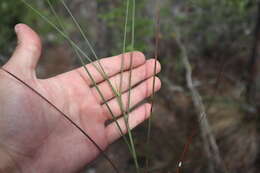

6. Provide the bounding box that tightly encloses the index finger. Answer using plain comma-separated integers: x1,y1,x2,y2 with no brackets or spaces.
62,51,146,85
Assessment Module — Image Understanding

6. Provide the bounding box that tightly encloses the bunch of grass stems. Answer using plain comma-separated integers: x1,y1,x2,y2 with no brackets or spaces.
5,0,161,173
3,1,227,172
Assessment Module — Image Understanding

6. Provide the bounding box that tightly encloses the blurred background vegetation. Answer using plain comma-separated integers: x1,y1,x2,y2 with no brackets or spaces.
1,0,260,173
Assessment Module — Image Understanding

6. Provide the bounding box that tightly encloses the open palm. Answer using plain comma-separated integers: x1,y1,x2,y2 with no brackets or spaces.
0,24,161,173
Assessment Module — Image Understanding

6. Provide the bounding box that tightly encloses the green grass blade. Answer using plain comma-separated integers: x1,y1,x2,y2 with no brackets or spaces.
119,0,130,94
46,0,65,31
44,0,132,151
22,0,143,172
59,0,97,61
56,0,136,152
20,0,130,172
123,0,140,172
20,0,92,63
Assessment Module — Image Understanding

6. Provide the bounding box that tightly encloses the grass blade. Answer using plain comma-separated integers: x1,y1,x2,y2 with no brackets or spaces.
119,0,130,94
59,0,97,61
57,1,139,155
123,0,140,172
44,0,132,151
19,1,131,172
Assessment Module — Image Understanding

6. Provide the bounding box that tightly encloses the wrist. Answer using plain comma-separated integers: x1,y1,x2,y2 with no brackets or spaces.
0,145,39,173
0,145,18,173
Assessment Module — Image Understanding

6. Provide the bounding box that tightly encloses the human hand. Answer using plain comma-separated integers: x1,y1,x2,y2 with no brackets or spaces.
0,24,161,173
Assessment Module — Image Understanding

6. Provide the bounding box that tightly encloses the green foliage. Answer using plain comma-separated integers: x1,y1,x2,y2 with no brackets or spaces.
0,0,66,64
0,0,26,59
98,0,153,53
171,0,257,57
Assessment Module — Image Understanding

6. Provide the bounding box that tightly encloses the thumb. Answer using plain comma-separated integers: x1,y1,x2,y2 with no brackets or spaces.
4,24,42,77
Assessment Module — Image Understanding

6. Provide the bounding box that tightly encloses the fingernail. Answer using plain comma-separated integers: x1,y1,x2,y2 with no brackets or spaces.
15,24,22,33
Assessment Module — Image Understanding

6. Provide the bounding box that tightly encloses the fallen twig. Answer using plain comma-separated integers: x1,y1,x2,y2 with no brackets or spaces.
175,28,227,173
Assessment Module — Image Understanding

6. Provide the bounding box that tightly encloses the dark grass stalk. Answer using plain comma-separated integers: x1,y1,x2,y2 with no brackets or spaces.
0,68,120,173
145,5,160,172
45,0,132,151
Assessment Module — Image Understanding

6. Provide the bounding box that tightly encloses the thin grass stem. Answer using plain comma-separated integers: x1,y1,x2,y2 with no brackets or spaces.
57,2,137,154
59,0,96,61
119,0,130,94
145,5,160,171
45,0,132,150
123,0,140,172
21,0,132,171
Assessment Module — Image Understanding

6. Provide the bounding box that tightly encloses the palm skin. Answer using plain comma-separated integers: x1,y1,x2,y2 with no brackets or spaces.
0,24,161,173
